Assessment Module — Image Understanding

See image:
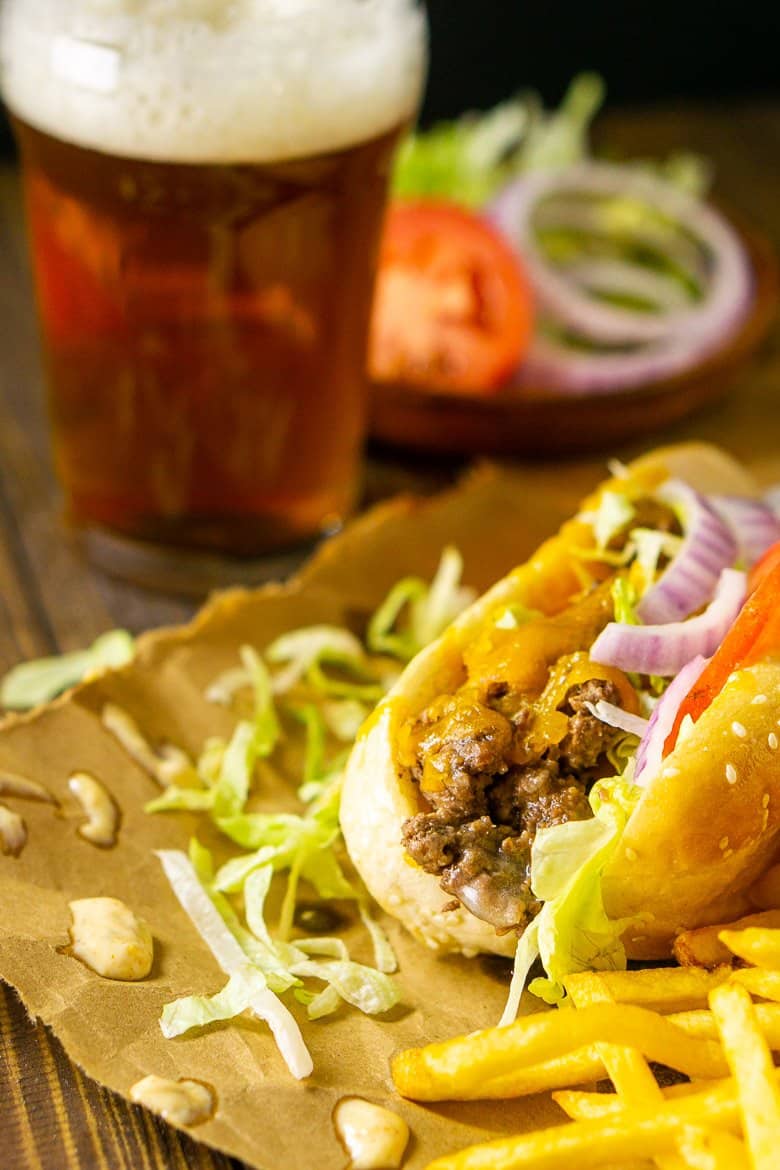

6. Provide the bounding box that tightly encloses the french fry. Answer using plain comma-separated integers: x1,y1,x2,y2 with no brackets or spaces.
747,863,780,910
676,1128,749,1170
468,1048,606,1100
553,1079,714,1121
396,1001,780,1102
564,972,687,1170
719,926,780,969
423,1079,741,1170
564,973,661,1101
731,967,780,1002
563,967,731,1013
391,1003,728,1101
673,911,780,968
672,1002,780,1046
709,982,780,1170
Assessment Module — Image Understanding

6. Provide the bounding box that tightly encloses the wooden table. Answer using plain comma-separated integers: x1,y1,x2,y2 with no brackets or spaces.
1,100,779,1169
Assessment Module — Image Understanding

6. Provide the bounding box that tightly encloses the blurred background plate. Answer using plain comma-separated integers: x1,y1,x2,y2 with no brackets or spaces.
369,211,778,457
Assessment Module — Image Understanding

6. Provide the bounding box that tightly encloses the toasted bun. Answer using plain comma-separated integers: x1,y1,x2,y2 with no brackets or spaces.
340,443,768,958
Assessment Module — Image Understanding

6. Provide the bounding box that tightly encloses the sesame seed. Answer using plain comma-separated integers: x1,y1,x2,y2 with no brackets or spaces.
664,767,680,779
770,733,779,751
753,694,769,705
723,849,734,859
732,721,747,738
719,836,729,850
625,847,638,862
763,794,771,808
726,764,738,785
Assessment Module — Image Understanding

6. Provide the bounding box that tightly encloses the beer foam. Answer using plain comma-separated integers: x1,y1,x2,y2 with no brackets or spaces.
1,0,426,162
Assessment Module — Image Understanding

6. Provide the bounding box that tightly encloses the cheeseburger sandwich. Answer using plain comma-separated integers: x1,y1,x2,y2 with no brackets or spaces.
341,444,780,1000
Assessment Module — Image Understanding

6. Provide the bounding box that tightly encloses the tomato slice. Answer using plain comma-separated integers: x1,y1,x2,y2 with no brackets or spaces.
369,200,533,395
664,556,780,756
749,540,780,595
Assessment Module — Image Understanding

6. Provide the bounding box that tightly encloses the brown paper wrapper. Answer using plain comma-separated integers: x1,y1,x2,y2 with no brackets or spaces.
0,459,711,1169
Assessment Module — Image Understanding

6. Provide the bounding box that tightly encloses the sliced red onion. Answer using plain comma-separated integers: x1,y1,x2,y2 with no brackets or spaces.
636,480,737,624
709,495,780,568
513,333,716,395
591,568,747,677
584,699,649,738
633,655,709,787
487,162,752,347
564,260,692,313
501,193,712,288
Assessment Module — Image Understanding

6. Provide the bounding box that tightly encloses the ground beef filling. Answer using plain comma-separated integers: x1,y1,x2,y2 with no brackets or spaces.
401,676,623,934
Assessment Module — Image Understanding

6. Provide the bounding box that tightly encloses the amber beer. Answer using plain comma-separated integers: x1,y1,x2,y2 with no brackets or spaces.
2,1,426,564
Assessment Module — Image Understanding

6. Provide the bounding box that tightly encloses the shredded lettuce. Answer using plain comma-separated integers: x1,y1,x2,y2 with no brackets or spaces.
611,576,640,625
494,602,542,630
631,527,683,594
606,731,640,777
367,547,475,663
499,918,541,1026
265,626,368,694
635,151,712,199
593,491,635,550
520,776,641,1008
392,99,530,207
241,645,280,755
145,787,216,814
321,699,370,742
392,73,604,207
161,842,398,1032
359,902,398,975
211,720,259,819
1,629,135,710
151,653,280,818
161,967,268,1038
609,576,669,698
146,551,478,1065
500,775,641,1020
204,665,250,707
518,73,605,175
156,848,313,1077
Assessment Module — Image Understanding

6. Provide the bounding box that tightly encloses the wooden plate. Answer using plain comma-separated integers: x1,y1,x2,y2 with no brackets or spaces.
368,213,778,456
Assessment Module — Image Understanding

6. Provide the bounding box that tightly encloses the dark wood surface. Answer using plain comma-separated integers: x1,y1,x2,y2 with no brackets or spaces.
1,100,779,1169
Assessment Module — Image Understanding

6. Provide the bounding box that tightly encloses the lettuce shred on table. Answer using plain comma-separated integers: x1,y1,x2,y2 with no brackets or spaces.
0,629,135,710
144,549,474,1069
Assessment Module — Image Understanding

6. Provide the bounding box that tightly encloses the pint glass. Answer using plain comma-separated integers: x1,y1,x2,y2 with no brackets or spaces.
1,1,426,573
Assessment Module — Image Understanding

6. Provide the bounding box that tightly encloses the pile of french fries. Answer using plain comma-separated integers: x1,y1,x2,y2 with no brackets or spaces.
393,902,780,1170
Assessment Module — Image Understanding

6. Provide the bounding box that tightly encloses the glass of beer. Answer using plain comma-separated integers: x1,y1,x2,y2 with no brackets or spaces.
1,0,426,584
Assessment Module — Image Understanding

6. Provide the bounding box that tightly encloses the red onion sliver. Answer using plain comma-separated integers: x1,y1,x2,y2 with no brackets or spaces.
565,259,692,312
513,333,715,396
634,655,709,787
636,480,737,624
591,568,747,677
585,699,649,739
709,495,780,568
487,162,753,348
